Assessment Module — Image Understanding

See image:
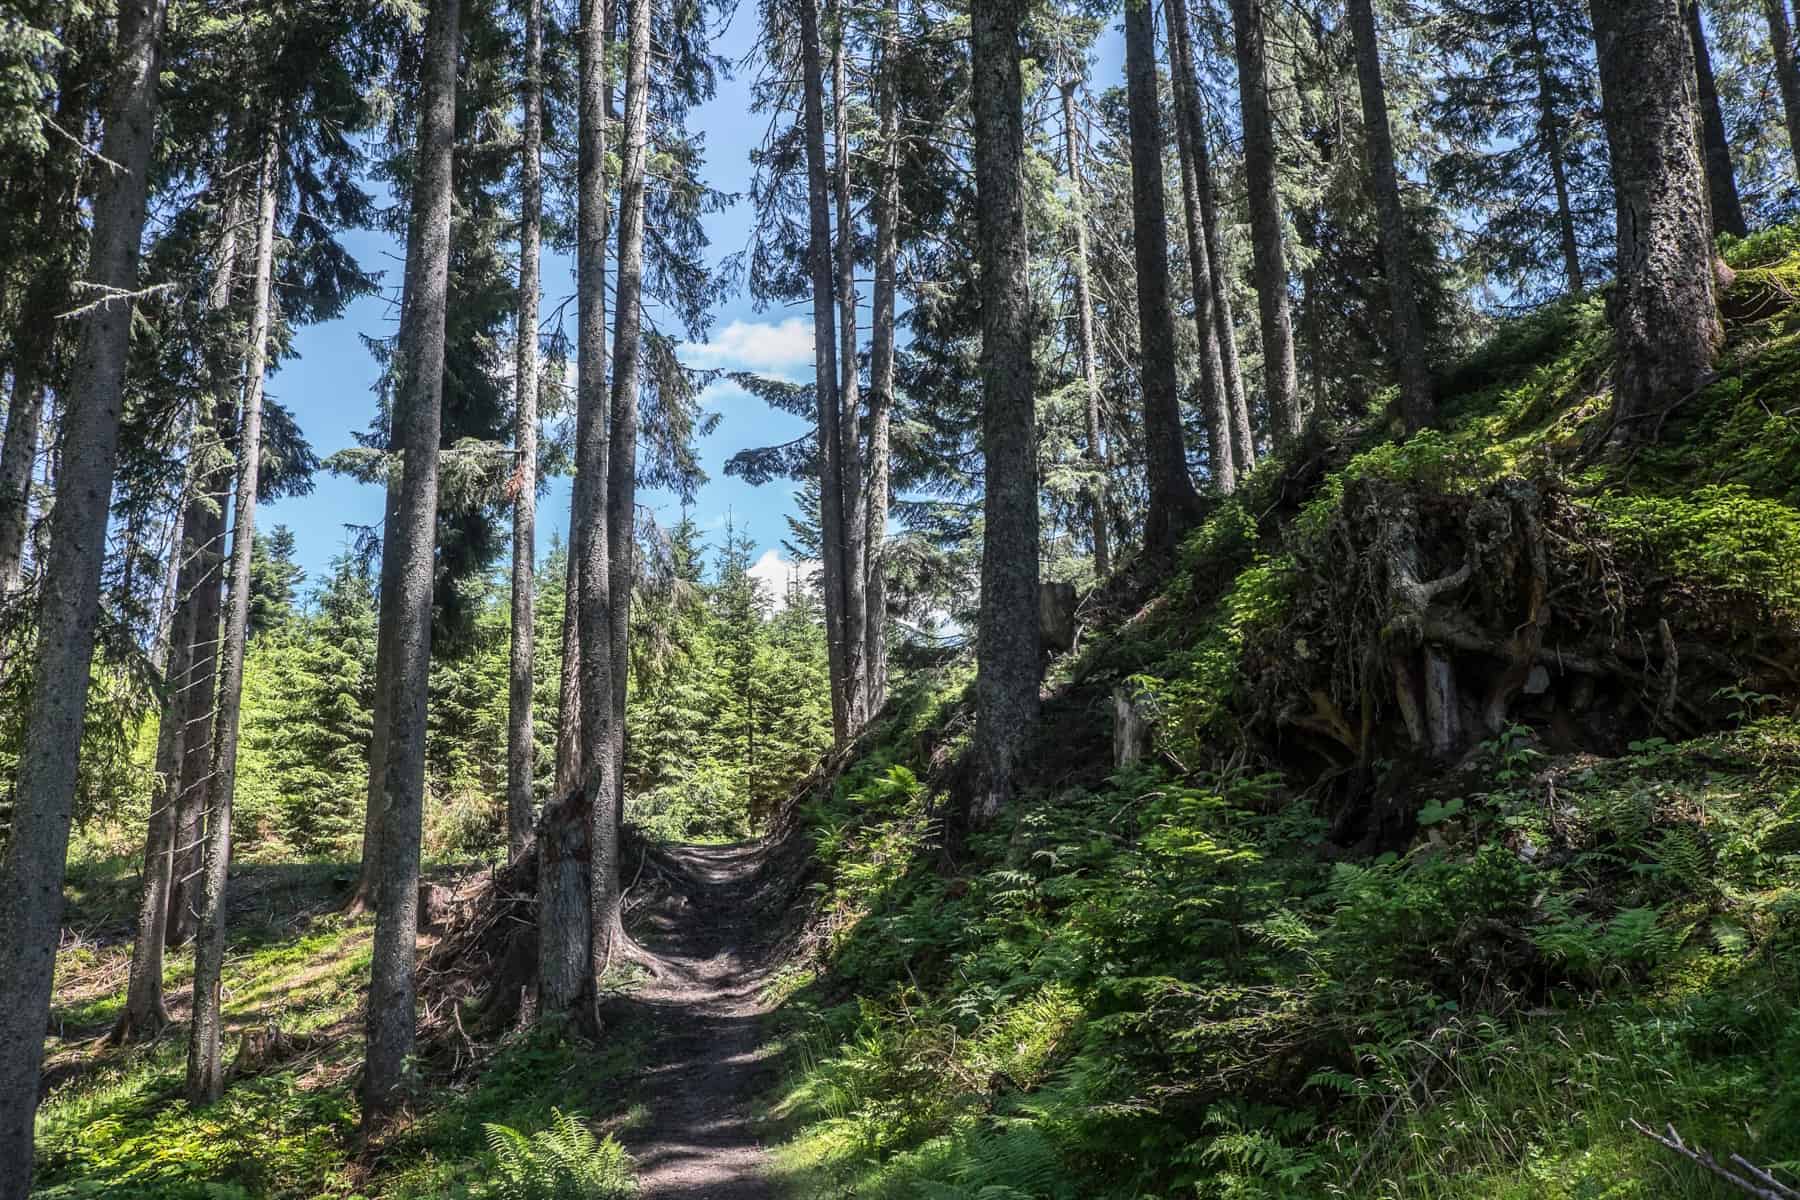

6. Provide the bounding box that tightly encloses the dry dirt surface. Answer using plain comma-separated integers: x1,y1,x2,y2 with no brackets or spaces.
620,841,784,1200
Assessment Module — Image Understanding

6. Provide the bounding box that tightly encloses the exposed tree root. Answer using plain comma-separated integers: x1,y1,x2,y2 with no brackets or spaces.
1252,472,1800,849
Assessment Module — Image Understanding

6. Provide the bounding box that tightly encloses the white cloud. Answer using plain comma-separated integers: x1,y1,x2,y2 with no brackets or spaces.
681,318,815,378
747,547,816,611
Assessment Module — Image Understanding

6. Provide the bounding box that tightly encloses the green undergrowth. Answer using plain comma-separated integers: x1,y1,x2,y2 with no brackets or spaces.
34,858,642,1199
765,227,1800,1198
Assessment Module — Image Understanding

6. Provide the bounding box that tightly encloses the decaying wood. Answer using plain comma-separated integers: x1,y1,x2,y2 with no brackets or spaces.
1113,688,1153,767
1630,1120,1800,1199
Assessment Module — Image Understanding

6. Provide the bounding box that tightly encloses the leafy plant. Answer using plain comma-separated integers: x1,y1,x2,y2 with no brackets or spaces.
482,1110,636,1200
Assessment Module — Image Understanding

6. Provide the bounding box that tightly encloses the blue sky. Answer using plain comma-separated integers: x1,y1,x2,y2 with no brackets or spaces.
262,7,1125,600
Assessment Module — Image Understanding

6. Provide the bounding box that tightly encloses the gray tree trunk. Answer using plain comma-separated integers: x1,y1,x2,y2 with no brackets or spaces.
1168,0,1254,475
1347,0,1436,432
0,352,46,597
187,132,280,1105
113,489,201,1043
554,539,582,797
1686,0,1748,238
167,465,227,945
1125,0,1204,550
970,0,1040,823
0,40,91,598
541,0,612,1020
833,5,868,734
1526,0,1585,293
1231,0,1302,449
1166,0,1237,492
364,0,457,1127
0,0,170,1185
1059,76,1113,575
865,0,900,714
508,0,544,861
1590,0,1723,435
1767,0,1800,175
800,0,849,746
347,473,403,913
596,0,651,977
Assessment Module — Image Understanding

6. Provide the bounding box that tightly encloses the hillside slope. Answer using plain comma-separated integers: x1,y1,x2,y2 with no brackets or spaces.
756,228,1800,1199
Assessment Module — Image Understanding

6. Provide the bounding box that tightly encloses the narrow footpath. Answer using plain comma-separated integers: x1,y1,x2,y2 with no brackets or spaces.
620,842,783,1199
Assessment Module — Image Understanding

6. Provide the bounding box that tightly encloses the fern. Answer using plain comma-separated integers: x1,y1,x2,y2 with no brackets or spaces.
482,1110,636,1200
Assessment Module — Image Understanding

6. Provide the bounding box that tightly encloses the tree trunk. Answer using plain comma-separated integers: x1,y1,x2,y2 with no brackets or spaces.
346,473,402,914
1590,0,1723,435
0,35,92,598
1125,0,1204,550
800,0,849,746
508,0,544,861
1232,0,1302,449
970,0,1039,823
364,0,457,1128
1346,0,1435,432
554,538,582,797
1686,0,1748,238
1766,0,1800,175
866,0,900,713
113,488,202,1044
1165,0,1237,492
0,349,46,596
833,3,868,734
1168,0,1254,475
597,0,651,975
0,0,169,1185
542,0,612,1020
167,458,228,946
1060,76,1113,574
187,131,280,1105
1525,0,1585,294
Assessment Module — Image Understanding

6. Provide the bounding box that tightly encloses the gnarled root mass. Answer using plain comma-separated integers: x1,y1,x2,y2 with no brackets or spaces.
1252,474,1799,849
417,792,668,1065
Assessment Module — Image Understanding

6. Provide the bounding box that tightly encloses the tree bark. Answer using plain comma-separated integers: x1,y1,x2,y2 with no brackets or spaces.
1231,0,1302,449
800,0,849,746
866,0,900,712
1766,0,1800,175
1060,75,1114,573
554,537,582,797
833,2,869,734
1685,0,1748,238
115,190,241,1035
364,0,457,1128
1168,0,1254,475
0,345,47,596
113,488,201,1043
597,0,651,975
1125,0,1204,550
346,473,402,914
1590,0,1723,435
0,34,92,598
970,0,1040,823
0,0,169,1185
508,0,544,861
542,0,612,1019
1524,0,1586,294
187,131,280,1105
167,458,228,946
1166,0,1237,492
1346,0,1435,432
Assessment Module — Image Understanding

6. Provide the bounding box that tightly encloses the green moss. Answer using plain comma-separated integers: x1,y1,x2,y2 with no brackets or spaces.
1587,484,1800,616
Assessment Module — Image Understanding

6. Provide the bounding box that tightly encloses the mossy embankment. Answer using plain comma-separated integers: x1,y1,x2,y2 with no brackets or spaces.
756,229,1800,1199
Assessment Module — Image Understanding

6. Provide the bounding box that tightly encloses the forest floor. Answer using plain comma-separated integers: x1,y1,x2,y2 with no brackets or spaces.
619,841,784,1199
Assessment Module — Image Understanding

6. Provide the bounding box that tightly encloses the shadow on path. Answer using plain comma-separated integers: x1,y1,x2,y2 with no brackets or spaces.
621,842,781,1200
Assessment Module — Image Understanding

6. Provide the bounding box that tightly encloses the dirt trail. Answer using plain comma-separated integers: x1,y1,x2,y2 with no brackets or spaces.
620,842,782,1199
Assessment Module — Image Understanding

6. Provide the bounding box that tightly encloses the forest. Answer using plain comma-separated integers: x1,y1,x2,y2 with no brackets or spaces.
3,0,1800,1194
